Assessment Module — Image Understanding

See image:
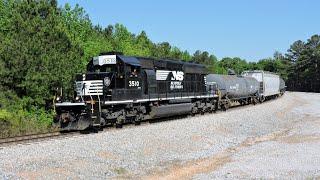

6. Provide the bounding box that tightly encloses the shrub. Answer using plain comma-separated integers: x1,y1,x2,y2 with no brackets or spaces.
0,91,54,138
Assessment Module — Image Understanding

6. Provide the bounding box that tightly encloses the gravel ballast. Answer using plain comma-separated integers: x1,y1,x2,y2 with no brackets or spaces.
0,92,319,179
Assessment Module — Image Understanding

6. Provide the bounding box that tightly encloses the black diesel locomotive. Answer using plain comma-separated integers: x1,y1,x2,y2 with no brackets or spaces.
54,53,284,131
54,53,218,130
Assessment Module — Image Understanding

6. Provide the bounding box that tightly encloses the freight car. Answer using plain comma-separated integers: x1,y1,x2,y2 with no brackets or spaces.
242,70,286,101
206,74,260,109
54,53,219,131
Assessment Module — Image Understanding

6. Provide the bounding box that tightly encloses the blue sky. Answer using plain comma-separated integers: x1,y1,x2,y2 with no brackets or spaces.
57,0,320,61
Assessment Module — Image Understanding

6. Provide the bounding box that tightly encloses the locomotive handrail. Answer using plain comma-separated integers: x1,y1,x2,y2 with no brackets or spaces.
81,83,85,101
97,90,102,119
89,93,94,113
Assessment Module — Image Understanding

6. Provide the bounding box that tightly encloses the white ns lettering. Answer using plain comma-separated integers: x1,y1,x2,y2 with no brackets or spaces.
171,71,184,81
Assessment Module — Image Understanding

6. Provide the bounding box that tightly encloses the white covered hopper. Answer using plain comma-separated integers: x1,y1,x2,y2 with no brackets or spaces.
242,70,280,97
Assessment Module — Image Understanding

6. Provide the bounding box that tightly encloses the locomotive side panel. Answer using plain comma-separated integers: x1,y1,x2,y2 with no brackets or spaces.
142,58,208,99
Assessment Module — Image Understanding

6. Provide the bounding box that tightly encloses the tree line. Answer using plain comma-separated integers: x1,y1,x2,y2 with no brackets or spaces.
0,0,319,137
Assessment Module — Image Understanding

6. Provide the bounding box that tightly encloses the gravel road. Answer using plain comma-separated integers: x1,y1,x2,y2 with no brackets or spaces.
0,92,319,179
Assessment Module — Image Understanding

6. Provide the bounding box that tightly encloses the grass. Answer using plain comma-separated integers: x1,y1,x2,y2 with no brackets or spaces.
0,92,54,138
0,108,54,138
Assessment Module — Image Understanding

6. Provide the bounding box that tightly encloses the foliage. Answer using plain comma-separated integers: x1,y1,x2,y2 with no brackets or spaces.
0,0,83,105
285,35,320,92
0,90,53,137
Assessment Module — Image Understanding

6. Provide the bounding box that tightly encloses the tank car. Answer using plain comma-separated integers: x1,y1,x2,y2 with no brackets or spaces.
206,74,260,109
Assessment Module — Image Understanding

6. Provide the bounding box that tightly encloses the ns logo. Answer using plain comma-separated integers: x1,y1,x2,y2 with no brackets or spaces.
156,70,184,81
171,71,184,81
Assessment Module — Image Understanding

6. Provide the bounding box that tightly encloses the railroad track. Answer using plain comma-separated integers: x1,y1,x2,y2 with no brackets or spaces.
0,97,281,147
0,131,79,147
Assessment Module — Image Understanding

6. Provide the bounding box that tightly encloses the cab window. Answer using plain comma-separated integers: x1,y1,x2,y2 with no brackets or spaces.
127,66,140,77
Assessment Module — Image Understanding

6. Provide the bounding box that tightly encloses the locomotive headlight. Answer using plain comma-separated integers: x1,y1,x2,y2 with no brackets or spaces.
104,77,111,87
75,96,80,101
56,96,61,101
82,74,86,81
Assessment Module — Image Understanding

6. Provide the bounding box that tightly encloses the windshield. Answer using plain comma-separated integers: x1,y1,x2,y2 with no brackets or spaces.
92,65,116,73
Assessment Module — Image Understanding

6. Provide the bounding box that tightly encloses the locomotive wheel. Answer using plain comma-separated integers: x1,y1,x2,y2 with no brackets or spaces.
116,115,124,128
252,98,256,105
213,101,218,113
253,97,259,105
91,127,99,133
221,104,227,111
115,123,123,128
134,113,143,126
134,121,141,126
191,106,198,116
224,103,230,111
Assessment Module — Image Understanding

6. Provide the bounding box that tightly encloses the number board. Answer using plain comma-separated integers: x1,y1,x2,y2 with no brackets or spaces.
127,77,141,89
93,55,117,66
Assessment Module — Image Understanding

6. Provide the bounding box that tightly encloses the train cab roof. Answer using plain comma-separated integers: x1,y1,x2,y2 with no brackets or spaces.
87,53,207,74
90,54,141,67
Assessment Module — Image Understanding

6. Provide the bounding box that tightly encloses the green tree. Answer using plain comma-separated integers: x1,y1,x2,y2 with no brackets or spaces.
192,50,218,73
0,0,83,105
219,57,250,74
285,35,320,92
152,42,171,58
134,31,153,57
113,23,136,55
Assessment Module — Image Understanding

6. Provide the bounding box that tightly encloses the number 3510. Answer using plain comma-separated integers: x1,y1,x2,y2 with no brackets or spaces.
129,81,140,87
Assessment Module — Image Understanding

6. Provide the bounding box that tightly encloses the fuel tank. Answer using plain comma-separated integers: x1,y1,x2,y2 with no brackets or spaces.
206,74,259,99
149,103,193,118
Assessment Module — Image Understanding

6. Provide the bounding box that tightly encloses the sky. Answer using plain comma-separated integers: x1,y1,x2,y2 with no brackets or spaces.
57,0,320,62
